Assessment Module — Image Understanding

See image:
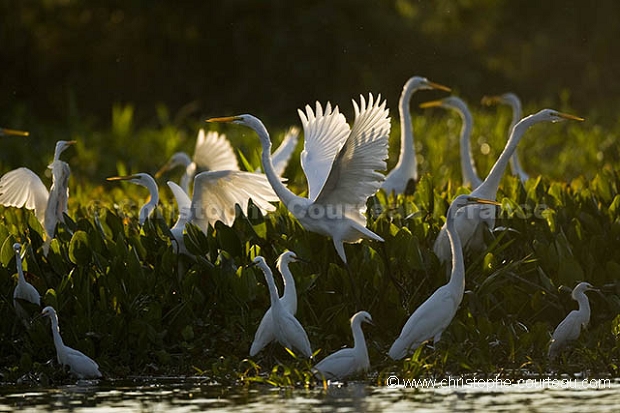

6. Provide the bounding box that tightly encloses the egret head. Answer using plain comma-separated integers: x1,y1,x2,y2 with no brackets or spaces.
403,76,451,95
481,92,519,106
13,242,21,254
106,173,152,187
447,195,501,220
420,96,467,112
352,310,373,326
530,109,584,124
53,140,77,161
572,282,597,298
155,152,192,178
41,306,56,318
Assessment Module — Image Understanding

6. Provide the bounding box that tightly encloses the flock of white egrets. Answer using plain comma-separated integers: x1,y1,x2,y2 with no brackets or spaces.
1,75,596,381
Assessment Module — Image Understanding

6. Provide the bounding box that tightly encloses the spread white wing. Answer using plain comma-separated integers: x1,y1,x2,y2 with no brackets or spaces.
0,167,49,224
193,129,240,172
271,126,300,176
299,102,350,201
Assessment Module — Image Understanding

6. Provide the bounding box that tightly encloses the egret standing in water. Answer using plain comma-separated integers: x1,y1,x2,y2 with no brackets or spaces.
313,311,372,380
249,256,312,358
41,306,102,379
382,76,451,195
433,109,584,264
12,242,41,322
482,93,529,182
0,140,76,240
156,128,299,194
420,96,482,188
208,94,391,264
389,195,500,360
548,282,598,359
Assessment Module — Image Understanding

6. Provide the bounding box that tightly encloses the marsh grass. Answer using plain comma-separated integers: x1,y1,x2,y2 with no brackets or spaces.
0,103,618,386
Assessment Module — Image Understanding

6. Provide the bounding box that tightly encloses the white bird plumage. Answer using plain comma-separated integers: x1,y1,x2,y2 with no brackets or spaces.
41,306,102,379
208,94,391,264
433,109,584,264
157,127,299,194
382,76,451,194
0,140,76,239
12,242,41,321
313,310,372,380
420,96,483,188
250,251,301,356
389,195,500,360
250,256,312,358
548,281,597,359
482,92,529,182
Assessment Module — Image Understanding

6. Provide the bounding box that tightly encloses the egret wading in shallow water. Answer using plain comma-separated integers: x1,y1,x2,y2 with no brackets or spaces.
389,195,501,360
12,242,41,322
40,306,102,379
433,109,584,264
482,93,528,182
382,76,451,195
107,172,278,250
0,127,29,137
420,96,482,188
0,140,76,240
250,251,302,357
208,94,391,264
548,282,598,359
249,256,312,358
313,311,372,380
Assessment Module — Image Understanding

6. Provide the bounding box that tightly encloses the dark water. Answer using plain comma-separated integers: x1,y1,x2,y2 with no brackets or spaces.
1,377,618,412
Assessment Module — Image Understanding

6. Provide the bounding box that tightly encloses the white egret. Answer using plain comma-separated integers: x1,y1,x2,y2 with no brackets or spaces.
389,195,501,360
156,127,299,193
313,310,372,380
420,96,483,188
433,109,584,264
208,94,391,264
250,256,312,358
0,140,76,239
108,171,277,240
250,251,301,356
0,127,29,137
548,281,598,359
40,306,102,379
12,242,41,322
482,93,529,182
382,76,451,194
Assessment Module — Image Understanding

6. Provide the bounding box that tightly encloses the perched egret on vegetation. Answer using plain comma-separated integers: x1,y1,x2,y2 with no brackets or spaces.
420,96,482,188
41,306,102,379
382,76,451,194
482,93,529,182
0,127,29,137
313,311,372,380
249,256,312,358
250,251,302,356
548,282,598,359
107,173,160,225
12,242,41,322
156,128,299,194
208,94,391,264
0,140,75,240
389,195,501,360
433,109,584,264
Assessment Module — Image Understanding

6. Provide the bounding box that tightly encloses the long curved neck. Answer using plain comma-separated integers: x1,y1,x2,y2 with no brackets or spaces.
138,179,159,224
351,317,367,353
50,314,66,355
575,292,591,323
445,214,465,300
457,107,479,187
181,163,196,194
278,260,297,311
394,86,416,175
472,114,536,199
260,263,281,309
251,119,298,206
15,252,26,284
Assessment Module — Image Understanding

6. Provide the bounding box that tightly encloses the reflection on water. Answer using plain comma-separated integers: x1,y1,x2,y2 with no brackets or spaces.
1,377,619,412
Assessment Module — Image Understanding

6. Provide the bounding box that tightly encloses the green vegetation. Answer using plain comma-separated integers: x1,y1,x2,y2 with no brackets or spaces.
0,102,618,387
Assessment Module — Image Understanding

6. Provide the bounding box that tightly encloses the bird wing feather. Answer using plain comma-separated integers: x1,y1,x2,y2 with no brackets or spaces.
271,126,300,176
299,102,351,201
190,170,278,230
0,167,49,224
314,348,357,379
250,308,275,356
193,129,240,172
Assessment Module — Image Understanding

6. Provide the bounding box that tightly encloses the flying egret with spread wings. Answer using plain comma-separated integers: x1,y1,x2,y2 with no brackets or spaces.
433,109,584,264
548,281,598,359
420,96,483,188
482,92,529,182
0,140,75,239
156,127,299,194
382,77,451,194
313,310,372,380
389,195,500,360
208,94,391,264
249,256,312,358
41,306,102,379
250,251,301,357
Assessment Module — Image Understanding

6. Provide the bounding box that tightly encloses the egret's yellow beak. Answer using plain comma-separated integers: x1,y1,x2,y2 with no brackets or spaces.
557,112,585,122
426,81,451,92
106,174,140,182
206,116,242,123
1,128,29,137
467,197,502,206
419,99,445,109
